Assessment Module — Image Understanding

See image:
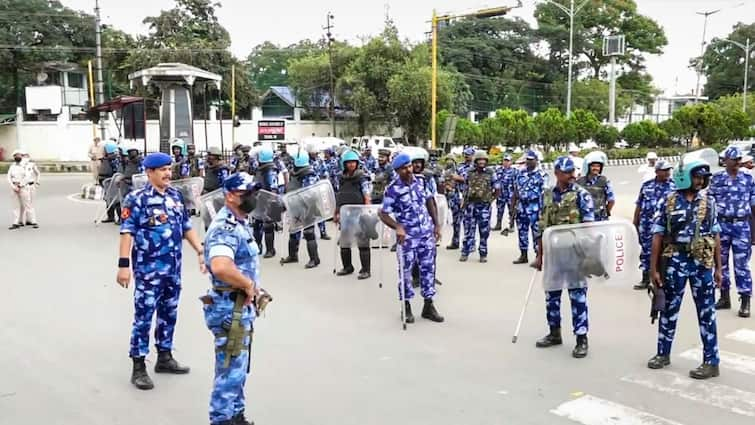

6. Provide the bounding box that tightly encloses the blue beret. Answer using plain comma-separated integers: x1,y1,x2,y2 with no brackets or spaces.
391,153,412,170
525,150,538,160
554,156,575,172
223,172,259,193
724,146,742,160
143,152,172,169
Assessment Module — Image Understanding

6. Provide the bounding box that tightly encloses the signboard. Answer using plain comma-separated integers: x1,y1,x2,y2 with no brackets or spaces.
258,120,286,141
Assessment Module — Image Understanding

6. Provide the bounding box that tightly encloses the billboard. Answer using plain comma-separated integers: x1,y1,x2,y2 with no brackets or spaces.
258,120,285,141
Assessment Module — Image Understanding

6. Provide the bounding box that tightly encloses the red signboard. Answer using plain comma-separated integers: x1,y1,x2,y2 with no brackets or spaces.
258,120,285,140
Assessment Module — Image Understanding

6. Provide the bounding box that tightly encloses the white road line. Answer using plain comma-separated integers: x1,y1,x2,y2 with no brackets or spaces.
66,193,100,204
551,394,682,425
726,329,755,346
622,370,755,417
679,348,755,375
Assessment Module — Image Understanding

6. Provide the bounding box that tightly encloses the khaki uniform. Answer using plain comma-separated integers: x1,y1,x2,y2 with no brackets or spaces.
88,142,105,183
7,163,33,225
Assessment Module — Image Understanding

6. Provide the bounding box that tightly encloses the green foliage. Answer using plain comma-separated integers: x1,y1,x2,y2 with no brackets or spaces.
246,40,322,91
479,108,537,147
595,125,619,148
712,94,755,125
701,22,755,100
620,120,667,147
567,109,600,144
533,108,567,151
673,103,731,146
454,118,483,145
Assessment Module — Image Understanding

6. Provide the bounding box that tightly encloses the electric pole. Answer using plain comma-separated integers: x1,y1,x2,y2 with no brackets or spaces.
324,12,336,137
94,0,106,138
694,9,720,102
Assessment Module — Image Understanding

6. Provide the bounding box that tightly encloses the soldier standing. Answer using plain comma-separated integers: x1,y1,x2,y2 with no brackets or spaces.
379,153,444,323
202,172,262,425
280,152,322,268
710,146,754,318
362,148,378,174
203,147,231,195
493,154,517,235
446,147,475,250
116,152,205,390
648,158,722,379
170,139,187,180
371,149,395,205
334,150,372,280
185,144,204,178
512,150,546,264
576,152,615,222
533,157,595,358
253,147,280,258
460,151,498,263
633,160,675,290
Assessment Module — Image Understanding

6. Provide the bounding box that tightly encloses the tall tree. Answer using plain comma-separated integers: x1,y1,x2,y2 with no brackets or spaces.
246,40,323,91
534,107,567,152
701,22,755,100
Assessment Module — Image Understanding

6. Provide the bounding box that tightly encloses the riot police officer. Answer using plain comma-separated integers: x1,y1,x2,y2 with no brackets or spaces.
447,147,475,250
170,139,187,180
371,149,395,205
185,144,204,178
203,147,230,195
493,154,517,235
253,147,280,258
512,150,546,264
334,149,372,279
576,151,615,222
460,151,498,263
280,152,322,268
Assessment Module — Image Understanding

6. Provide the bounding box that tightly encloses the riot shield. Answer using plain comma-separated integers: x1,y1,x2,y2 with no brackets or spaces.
170,177,204,212
94,173,125,224
131,173,148,190
251,190,286,223
541,219,640,291
682,148,718,167
339,205,383,248
199,189,226,229
433,194,449,233
282,180,336,233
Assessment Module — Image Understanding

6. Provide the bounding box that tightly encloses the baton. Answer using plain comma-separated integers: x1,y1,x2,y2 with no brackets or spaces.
512,269,539,344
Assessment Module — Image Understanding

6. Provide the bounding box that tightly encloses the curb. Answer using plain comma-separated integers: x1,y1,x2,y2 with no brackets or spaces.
540,156,680,170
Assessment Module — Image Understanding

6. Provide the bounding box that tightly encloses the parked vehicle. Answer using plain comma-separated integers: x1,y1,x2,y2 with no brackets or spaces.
350,136,400,156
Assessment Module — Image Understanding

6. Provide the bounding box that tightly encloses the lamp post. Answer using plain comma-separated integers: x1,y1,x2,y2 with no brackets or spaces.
716,37,753,113
430,5,517,149
693,9,721,102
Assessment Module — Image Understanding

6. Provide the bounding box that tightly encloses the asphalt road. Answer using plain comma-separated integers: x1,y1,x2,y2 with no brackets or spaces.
2,165,755,425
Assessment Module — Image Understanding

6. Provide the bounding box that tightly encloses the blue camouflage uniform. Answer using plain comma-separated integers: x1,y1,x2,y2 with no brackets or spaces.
310,157,330,236
203,205,259,425
709,169,755,297
120,183,192,358
362,154,378,174
538,182,595,336
652,191,720,365
382,175,437,300
462,166,497,258
495,164,518,228
514,167,546,253
450,160,472,246
290,171,321,242
579,174,615,222
253,164,280,252
636,177,675,273
325,156,340,191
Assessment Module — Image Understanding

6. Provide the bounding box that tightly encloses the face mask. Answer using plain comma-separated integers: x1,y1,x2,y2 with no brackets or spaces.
238,192,257,214
14,157,22,163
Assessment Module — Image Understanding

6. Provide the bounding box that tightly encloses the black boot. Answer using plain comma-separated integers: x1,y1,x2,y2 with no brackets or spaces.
501,227,510,236
535,327,562,348
572,334,588,358
263,231,276,258
279,239,299,265
231,412,255,425
320,233,331,241
689,363,720,380
739,295,751,318
421,299,444,322
634,271,650,290
404,301,415,324
357,248,371,280
154,351,190,374
513,250,528,264
715,289,731,310
305,240,320,269
647,355,671,369
130,357,154,390
411,264,420,288
336,248,354,276
492,221,502,231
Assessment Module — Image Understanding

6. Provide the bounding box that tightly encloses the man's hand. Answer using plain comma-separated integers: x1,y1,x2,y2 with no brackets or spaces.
433,225,441,242
117,268,131,288
198,253,207,274
243,281,259,306
532,255,542,271
651,270,663,288
714,270,722,288
395,224,407,244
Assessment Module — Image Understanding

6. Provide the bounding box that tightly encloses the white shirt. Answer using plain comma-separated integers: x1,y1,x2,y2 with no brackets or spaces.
638,164,656,183
7,163,27,188
23,160,40,185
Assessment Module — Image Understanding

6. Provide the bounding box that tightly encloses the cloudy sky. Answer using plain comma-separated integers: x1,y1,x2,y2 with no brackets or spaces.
63,0,754,96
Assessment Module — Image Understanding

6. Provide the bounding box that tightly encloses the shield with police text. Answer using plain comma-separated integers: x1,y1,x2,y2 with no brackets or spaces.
541,219,640,291
282,179,336,233
339,205,386,248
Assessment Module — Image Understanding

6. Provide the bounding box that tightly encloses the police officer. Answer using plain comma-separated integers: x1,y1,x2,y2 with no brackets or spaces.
323,147,340,191
493,154,517,235
116,152,205,390
100,142,122,223
648,158,722,379
202,172,263,425
533,157,595,358
710,146,755,318
254,147,280,258
21,152,40,227
639,152,659,183
170,139,187,180
576,153,615,222
371,149,395,205
307,146,331,240
446,147,475,250
460,151,498,263
379,153,444,323
185,144,204,178
7,150,35,230
334,149,372,279
633,160,675,290
362,148,378,174
280,152,322,268
203,147,231,194
230,143,244,172
120,144,145,213
512,150,546,264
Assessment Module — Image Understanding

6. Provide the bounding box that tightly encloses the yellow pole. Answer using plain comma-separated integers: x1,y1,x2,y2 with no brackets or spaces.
431,10,438,150
87,60,96,138
231,65,236,145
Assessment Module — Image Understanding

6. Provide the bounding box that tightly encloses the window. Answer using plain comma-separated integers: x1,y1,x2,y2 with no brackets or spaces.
67,73,85,89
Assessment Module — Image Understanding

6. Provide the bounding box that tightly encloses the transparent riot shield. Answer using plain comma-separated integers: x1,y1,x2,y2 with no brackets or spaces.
541,219,640,291
251,190,286,223
339,205,383,249
94,173,125,224
131,173,148,190
282,180,336,233
434,194,449,234
682,148,718,167
199,189,226,229
170,177,204,212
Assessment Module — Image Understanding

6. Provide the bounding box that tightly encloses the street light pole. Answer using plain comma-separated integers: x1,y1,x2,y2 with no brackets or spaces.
694,9,721,102
718,37,753,113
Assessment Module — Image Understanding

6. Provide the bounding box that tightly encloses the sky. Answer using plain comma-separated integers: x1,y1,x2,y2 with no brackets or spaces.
62,0,755,97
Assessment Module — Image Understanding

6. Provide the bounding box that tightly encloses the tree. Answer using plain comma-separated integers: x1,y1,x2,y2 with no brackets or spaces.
535,0,667,79
246,40,322,91
620,120,666,147
567,109,600,145
534,107,567,152
481,108,537,147
595,125,619,149
713,93,755,125
673,104,729,146
552,78,631,121
454,118,482,146
701,22,755,100
659,118,684,145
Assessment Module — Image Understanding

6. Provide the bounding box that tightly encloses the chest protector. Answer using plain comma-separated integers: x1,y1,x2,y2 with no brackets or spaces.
577,175,608,216
255,163,276,191
337,171,366,207
467,168,495,203
287,167,314,192
371,167,392,199
543,190,581,228
99,157,114,177
122,159,142,180
203,165,224,193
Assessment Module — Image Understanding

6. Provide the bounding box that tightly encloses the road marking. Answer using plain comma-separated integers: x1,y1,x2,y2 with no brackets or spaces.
66,193,100,204
679,348,755,375
726,329,755,346
551,394,682,425
622,370,755,417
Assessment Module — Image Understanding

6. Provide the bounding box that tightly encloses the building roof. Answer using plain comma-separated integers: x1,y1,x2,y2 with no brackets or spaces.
128,63,222,89
262,86,345,111
90,96,145,113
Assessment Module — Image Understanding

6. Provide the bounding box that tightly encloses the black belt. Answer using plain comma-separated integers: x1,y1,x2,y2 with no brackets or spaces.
720,216,749,223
